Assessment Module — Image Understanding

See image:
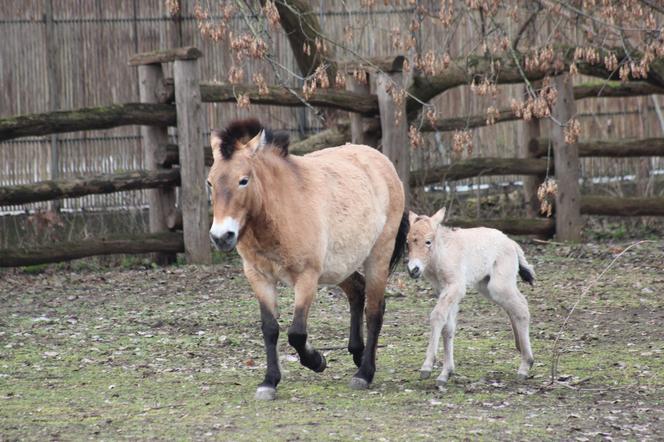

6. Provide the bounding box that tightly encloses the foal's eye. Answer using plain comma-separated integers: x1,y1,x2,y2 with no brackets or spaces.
206,180,212,188
238,177,249,187
425,240,432,246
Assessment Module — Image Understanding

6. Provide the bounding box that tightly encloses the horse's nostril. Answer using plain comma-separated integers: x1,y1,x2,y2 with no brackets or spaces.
222,231,235,241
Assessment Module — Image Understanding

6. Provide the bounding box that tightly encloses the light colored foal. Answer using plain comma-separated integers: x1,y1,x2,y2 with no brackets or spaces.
406,208,535,386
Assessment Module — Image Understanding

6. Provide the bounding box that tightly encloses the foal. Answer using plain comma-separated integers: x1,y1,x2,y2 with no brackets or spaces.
406,208,535,386
207,119,408,400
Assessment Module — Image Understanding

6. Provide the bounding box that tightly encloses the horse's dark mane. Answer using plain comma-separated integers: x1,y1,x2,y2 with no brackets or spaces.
214,118,289,160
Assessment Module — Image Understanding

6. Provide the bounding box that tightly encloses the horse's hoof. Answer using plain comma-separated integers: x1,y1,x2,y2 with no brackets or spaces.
516,373,529,382
314,354,327,373
255,386,277,401
435,377,449,387
349,377,369,390
420,370,431,379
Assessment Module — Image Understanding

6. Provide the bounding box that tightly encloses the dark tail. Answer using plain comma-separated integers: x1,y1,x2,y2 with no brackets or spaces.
518,265,534,286
389,212,410,274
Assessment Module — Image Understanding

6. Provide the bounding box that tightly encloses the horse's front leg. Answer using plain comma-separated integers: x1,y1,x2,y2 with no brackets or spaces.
288,271,327,373
245,269,281,401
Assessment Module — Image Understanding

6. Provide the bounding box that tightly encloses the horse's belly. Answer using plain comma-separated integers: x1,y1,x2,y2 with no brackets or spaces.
318,213,386,285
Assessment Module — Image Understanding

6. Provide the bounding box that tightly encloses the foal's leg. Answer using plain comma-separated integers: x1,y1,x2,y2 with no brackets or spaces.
339,272,366,368
288,271,327,373
437,303,459,385
487,279,534,381
420,285,464,387
245,269,281,401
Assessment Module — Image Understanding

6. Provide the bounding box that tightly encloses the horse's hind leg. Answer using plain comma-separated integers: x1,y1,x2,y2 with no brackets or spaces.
339,272,366,367
349,245,391,390
288,271,327,373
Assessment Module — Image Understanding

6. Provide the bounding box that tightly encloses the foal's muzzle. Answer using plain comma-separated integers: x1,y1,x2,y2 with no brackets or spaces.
210,231,237,252
407,263,422,279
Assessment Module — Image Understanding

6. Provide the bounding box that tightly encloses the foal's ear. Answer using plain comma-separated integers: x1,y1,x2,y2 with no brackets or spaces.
408,210,419,226
210,130,223,162
245,130,267,154
430,207,446,226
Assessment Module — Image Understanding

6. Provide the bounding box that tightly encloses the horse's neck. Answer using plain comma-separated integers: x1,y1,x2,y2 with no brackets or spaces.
246,154,302,248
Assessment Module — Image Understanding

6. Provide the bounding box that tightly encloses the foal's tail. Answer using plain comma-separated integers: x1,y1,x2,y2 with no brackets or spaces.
515,242,535,286
389,212,410,274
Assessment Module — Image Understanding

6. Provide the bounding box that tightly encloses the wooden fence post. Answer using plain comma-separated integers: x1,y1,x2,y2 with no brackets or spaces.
173,55,212,264
376,65,410,203
519,108,544,218
138,63,177,264
347,73,379,147
551,74,581,241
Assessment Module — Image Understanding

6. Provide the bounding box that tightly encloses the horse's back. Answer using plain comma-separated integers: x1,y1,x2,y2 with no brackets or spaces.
300,144,404,284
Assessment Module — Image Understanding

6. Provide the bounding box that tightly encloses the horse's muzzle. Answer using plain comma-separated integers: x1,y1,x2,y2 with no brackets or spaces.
210,231,237,252
408,265,422,279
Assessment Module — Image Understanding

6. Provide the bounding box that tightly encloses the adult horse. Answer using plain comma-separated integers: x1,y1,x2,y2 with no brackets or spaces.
207,119,408,400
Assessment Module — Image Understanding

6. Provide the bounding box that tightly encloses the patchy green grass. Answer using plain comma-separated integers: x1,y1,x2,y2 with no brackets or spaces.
1,240,663,440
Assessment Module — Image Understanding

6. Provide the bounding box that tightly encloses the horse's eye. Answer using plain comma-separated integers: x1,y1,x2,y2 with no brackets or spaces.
206,180,212,188
239,177,249,187
425,240,432,246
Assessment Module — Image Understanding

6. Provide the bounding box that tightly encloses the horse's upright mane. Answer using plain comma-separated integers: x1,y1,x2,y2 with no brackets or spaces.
214,118,289,160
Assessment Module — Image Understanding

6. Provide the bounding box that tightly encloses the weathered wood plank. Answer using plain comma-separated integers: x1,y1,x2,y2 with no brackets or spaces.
0,169,180,206
447,218,555,236
0,232,184,267
377,71,410,202
128,46,202,66
551,74,582,241
139,63,177,265
158,79,379,116
409,157,549,186
0,103,176,142
173,58,211,264
533,137,664,157
580,196,664,216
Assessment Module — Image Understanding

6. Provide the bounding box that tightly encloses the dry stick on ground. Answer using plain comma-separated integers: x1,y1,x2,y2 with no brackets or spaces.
549,240,654,384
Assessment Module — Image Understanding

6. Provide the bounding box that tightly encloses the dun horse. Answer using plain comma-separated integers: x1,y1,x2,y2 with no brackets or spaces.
207,119,408,400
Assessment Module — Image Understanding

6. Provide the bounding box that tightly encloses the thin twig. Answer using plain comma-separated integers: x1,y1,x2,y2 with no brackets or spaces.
549,240,653,383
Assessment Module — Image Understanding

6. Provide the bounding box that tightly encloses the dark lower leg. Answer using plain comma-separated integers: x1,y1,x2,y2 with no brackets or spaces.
353,299,385,384
340,272,366,367
288,308,326,372
259,304,281,389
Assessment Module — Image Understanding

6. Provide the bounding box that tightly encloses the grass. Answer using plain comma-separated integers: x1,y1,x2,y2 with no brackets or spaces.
1,240,663,440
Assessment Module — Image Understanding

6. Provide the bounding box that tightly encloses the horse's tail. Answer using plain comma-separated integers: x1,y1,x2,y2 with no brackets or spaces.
515,242,535,286
389,211,410,274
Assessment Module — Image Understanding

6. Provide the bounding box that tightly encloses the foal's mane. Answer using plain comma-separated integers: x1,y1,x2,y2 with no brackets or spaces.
213,118,289,160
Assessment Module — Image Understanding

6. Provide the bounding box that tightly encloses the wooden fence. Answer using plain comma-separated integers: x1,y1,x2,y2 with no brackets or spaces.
1,47,664,267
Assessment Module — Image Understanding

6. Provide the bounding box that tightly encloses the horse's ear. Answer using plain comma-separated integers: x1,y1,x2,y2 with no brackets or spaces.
408,210,419,226
245,130,267,154
430,207,446,226
210,130,223,162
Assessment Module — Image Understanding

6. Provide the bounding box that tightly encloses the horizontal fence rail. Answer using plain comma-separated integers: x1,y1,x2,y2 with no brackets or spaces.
0,170,180,206
0,232,184,267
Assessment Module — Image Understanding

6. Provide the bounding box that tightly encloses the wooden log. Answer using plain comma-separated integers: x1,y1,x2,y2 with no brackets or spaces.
573,80,664,99
173,58,211,264
0,103,176,142
580,196,664,216
422,108,521,132
377,71,410,202
551,75,581,241
0,232,184,267
139,63,177,265
342,55,406,73
409,157,549,186
532,137,664,157
157,79,379,115
447,218,555,236
128,46,202,66
0,169,180,206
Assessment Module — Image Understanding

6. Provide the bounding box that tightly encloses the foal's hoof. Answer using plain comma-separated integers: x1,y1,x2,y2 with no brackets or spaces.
516,373,529,382
435,378,448,387
255,386,277,401
314,354,327,373
420,370,432,380
349,377,369,390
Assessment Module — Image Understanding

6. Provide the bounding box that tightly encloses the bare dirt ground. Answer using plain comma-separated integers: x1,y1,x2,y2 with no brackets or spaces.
1,240,663,440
